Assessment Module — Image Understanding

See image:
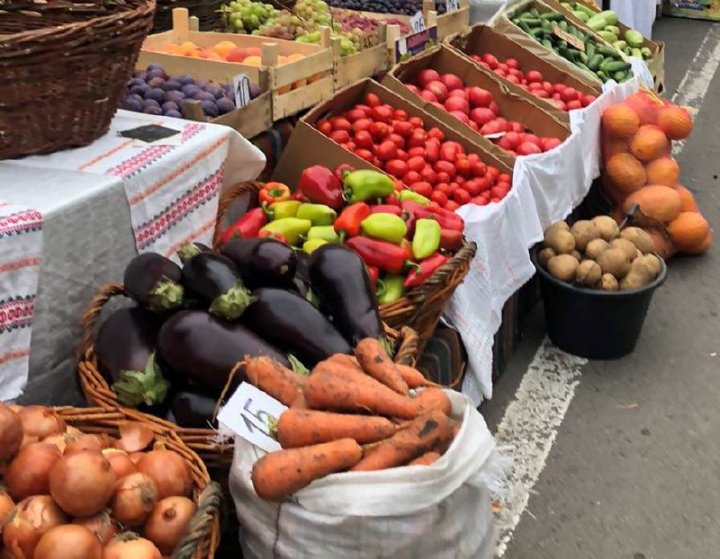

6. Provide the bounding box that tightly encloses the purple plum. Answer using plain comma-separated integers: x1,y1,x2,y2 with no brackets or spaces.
122,98,144,112
166,90,185,104
144,99,161,109
162,101,180,113
249,83,262,99
161,79,182,91
194,91,216,102
216,97,235,115
143,105,163,115
147,68,168,80
201,100,219,118
146,88,167,103
129,77,145,87
165,109,183,118
130,84,150,96
182,84,201,98
177,74,195,86
148,76,166,88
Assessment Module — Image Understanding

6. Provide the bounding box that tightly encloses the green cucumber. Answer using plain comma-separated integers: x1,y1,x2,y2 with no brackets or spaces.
597,45,621,58
573,10,589,22
613,70,628,81
540,11,564,20
531,27,546,38
596,70,607,81
559,19,568,30
586,41,596,58
625,29,645,48
574,3,597,18
578,51,589,64
600,59,631,73
598,30,618,43
613,40,628,50
586,15,608,30
641,46,653,59
542,39,554,50
631,47,643,58
588,53,604,71
606,25,621,36
596,9,619,24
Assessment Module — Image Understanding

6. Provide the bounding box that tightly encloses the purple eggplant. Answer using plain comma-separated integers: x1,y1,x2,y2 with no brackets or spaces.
177,242,212,264
181,252,253,320
158,310,290,393
96,306,170,408
220,238,297,288
169,388,218,428
309,244,384,345
124,253,184,312
241,288,351,367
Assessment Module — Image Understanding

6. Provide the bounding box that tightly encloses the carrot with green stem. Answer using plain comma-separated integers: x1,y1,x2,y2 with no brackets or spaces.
351,410,452,471
355,338,409,394
244,356,303,406
252,438,362,501
277,409,398,448
304,370,418,419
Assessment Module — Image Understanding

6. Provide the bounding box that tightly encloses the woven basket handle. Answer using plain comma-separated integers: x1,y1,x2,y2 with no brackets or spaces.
213,181,264,247
393,326,419,367
171,481,223,559
78,283,127,359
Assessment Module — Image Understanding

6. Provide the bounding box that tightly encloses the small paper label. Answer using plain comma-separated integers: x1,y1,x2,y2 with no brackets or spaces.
395,26,438,63
446,0,460,12
410,10,426,33
217,382,287,452
233,74,252,109
552,24,586,51
483,132,506,140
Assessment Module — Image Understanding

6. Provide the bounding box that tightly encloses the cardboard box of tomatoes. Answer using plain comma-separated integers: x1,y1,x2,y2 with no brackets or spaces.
383,45,572,159
274,78,515,211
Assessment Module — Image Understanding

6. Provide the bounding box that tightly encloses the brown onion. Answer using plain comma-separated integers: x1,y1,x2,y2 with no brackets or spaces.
34,524,102,559
73,510,118,545
110,473,158,527
42,433,70,454
102,449,137,480
143,496,196,555
49,451,116,517
2,495,67,557
5,442,62,501
128,452,145,465
137,450,192,499
64,426,82,438
0,403,23,463
0,491,14,526
18,407,65,440
64,434,106,456
102,533,162,559
117,423,154,453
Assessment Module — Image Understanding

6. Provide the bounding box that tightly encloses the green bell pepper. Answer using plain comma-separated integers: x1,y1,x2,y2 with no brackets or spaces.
412,219,441,260
376,274,405,304
343,170,395,204
303,238,329,253
398,190,430,205
360,213,407,245
259,218,312,246
296,203,337,226
268,200,301,220
307,225,340,244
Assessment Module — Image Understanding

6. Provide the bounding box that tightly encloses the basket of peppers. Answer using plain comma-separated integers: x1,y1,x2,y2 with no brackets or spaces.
214,165,477,354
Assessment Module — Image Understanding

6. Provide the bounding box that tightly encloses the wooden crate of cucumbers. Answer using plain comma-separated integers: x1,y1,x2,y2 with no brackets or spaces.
546,0,665,92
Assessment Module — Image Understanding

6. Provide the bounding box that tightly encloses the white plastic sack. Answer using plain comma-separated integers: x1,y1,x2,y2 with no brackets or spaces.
230,391,498,559
469,0,508,24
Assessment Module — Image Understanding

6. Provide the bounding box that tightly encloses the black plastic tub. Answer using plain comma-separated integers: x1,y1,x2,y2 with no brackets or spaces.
531,247,667,359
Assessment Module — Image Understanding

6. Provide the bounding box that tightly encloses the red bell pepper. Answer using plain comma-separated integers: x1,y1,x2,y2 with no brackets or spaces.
219,207,267,245
334,163,355,182
366,265,380,290
370,204,403,217
440,228,463,251
258,230,288,244
413,206,464,232
258,182,292,206
404,253,449,288
298,165,344,209
345,236,411,275
334,202,371,239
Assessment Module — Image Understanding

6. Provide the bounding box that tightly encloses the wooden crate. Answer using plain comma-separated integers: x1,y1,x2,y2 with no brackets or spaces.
183,90,272,140
431,0,471,39
138,8,334,121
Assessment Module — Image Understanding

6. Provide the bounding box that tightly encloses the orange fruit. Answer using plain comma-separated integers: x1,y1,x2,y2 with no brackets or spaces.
657,106,693,140
646,157,680,187
602,104,640,139
630,125,669,162
668,212,711,252
226,47,247,62
213,40,237,58
605,152,647,193
243,55,262,67
674,185,699,213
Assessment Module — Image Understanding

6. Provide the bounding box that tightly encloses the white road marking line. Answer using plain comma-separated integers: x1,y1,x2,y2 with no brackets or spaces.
493,25,720,557
672,25,720,156
494,339,586,557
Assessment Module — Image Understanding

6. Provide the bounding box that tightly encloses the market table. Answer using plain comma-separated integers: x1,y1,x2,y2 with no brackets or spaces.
0,110,265,405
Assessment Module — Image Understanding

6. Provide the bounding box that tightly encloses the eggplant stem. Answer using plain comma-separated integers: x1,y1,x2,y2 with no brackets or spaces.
209,283,255,320
148,279,184,312
111,354,170,407
177,243,203,264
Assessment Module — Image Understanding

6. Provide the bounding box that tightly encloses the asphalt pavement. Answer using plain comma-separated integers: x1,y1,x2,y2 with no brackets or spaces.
484,16,720,559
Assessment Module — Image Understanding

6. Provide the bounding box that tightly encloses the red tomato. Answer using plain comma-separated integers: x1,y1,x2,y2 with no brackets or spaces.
393,120,414,137
431,190,448,206
473,197,489,206
436,171,451,184
417,69,441,87
508,68,523,79
486,166,500,179
497,62,508,72
369,122,390,139
395,149,409,161
409,116,424,128
352,118,372,133
472,161,487,177
407,156,425,173
554,100,568,111
560,88,578,103
420,166,437,184
505,58,519,69
403,170,422,184
554,83,566,92
489,101,500,115
463,179,480,196
475,175,492,192
439,142,459,162
427,127,445,141
455,157,472,177
535,90,550,99
469,107,494,127
526,70,543,83
355,149,373,162
440,73,464,91
377,141,398,161
388,133,405,149
331,117,352,131
445,96,470,114
516,141,542,156
365,93,381,107
497,136,514,151
394,109,408,121
491,183,510,199
522,133,541,146
445,200,460,211
542,81,554,94
420,90,438,103
354,130,373,149
330,130,350,143
435,182,450,194
408,147,426,158
346,109,366,123
506,74,521,85
410,181,433,197
468,121,479,131
455,175,466,185
434,160,456,178
481,53,499,69
540,137,562,151
407,130,428,148
426,140,440,163
498,173,511,183
528,81,544,90
495,68,507,78
448,88,469,99
453,188,471,205
581,94,597,107
494,117,509,131
372,105,394,123
479,120,503,136
466,87,493,108
317,120,332,135
566,100,583,111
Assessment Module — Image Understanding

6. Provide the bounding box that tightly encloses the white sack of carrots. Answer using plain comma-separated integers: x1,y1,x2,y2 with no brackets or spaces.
229,390,498,559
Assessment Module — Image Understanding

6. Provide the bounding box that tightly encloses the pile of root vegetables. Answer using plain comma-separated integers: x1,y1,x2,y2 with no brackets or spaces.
0,404,196,559
244,338,459,502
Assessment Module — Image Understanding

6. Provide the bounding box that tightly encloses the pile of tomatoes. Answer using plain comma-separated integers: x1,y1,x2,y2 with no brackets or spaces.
316,92,513,209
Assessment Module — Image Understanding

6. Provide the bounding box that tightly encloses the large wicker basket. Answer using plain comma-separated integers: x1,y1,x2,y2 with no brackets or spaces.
0,0,155,160
54,406,221,558
214,181,477,353
78,284,420,471
153,0,223,31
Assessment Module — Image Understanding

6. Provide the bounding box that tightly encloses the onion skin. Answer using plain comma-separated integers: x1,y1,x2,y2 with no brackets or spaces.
73,510,118,545
110,473,158,527
128,452,145,465
5,443,62,501
0,403,23,463
143,496,196,555
137,450,193,499
34,524,102,559
102,534,162,559
0,491,14,526
49,451,116,517
64,434,106,456
2,495,67,558
102,449,138,480
17,406,65,440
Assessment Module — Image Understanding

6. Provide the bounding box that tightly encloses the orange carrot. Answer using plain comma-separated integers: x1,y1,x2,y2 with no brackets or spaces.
277,409,397,448
395,364,439,388
291,393,309,409
324,354,362,369
244,356,303,406
355,338,409,394
413,388,452,416
351,410,452,471
304,370,418,419
409,451,441,466
251,438,362,501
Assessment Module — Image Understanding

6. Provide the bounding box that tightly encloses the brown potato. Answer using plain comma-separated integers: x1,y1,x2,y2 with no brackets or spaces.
585,238,609,260
538,248,556,268
545,221,570,235
640,254,662,278
570,220,601,251
611,238,638,261
544,228,575,254
596,248,631,279
599,273,619,291
547,254,579,282
576,260,602,287
620,227,655,254
592,215,619,241
620,257,656,290
571,250,582,261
